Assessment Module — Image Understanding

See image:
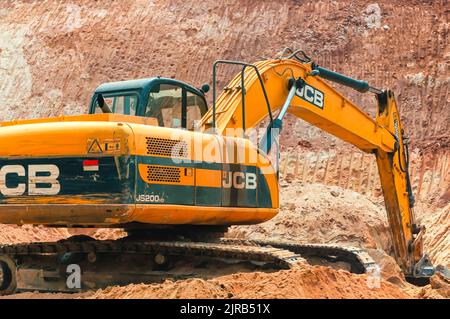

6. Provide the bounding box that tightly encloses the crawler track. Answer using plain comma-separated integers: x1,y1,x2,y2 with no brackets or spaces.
222,238,377,274
0,237,377,295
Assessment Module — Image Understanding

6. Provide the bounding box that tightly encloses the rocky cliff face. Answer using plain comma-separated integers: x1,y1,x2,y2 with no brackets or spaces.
0,0,448,150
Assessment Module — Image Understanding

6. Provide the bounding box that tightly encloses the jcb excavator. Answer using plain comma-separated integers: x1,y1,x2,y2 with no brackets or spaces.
0,49,436,294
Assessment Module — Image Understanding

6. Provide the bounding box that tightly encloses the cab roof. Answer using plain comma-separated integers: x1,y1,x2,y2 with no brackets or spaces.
94,77,205,96
94,78,157,93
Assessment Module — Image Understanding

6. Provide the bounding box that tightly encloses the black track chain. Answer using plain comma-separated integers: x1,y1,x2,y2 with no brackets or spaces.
0,239,305,270
221,238,377,274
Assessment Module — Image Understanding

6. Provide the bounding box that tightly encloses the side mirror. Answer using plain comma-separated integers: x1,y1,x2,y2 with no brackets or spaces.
200,83,210,94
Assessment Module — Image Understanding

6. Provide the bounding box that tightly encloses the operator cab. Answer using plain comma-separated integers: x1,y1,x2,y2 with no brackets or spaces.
89,77,208,130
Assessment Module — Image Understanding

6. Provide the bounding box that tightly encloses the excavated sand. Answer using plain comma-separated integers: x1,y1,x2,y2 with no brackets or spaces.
230,183,393,252
87,267,411,299
0,225,69,244
4,266,411,299
421,203,450,268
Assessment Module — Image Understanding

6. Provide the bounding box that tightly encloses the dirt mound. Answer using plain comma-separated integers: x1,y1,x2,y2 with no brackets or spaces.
231,183,392,253
229,182,433,288
89,266,411,299
0,224,69,244
421,203,450,268
408,273,450,299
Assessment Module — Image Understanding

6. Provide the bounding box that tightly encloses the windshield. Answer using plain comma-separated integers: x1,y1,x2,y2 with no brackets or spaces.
94,93,138,115
145,84,206,129
145,84,182,127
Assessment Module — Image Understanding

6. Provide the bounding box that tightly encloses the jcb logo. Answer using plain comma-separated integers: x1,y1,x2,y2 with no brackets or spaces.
0,164,60,196
222,172,257,190
296,84,324,109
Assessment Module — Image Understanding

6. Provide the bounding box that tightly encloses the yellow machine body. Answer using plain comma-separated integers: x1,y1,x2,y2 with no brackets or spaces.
0,114,278,227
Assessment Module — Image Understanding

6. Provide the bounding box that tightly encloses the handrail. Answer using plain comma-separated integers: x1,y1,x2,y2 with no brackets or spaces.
212,60,273,135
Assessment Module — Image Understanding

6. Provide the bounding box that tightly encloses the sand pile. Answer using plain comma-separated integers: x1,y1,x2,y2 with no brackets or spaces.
0,224,69,245
231,183,393,252
421,203,450,268
230,182,450,295
89,266,411,299
421,273,450,299
230,182,416,287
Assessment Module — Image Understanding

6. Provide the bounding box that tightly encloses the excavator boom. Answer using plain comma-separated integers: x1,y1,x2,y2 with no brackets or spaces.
200,52,433,278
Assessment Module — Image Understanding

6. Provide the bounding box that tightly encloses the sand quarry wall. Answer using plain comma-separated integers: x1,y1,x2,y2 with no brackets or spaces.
0,0,447,205
0,0,447,145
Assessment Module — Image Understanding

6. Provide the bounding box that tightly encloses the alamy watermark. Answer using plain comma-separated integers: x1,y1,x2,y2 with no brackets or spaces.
168,126,282,174
66,264,81,289
366,264,382,289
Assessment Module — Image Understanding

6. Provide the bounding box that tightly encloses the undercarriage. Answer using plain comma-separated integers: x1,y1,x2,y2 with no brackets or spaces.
0,227,377,295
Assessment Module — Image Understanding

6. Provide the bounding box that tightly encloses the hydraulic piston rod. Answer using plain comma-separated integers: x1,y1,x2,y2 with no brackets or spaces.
312,64,382,94
259,78,299,154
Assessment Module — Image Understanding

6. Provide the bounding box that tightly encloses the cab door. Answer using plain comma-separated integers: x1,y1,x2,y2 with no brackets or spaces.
139,80,221,207
184,89,222,207
138,82,194,206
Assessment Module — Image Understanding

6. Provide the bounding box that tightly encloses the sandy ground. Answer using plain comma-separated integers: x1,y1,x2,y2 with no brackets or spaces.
87,267,411,299
0,225,69,245
421,203,450,269
230,183,393,252
2,267,412,300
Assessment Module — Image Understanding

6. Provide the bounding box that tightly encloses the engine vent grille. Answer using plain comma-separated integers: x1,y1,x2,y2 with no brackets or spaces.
146,165,181,183
146,137,188,158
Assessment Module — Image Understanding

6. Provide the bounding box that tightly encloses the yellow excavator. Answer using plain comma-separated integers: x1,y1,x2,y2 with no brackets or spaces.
0,49,436,294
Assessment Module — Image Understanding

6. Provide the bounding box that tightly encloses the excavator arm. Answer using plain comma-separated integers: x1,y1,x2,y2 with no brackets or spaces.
200,54,434,278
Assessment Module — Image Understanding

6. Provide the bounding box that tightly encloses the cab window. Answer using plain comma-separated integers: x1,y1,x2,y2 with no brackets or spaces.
186,91,206,130
146,83,206,130
146,84,182,128
93,94,138,115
